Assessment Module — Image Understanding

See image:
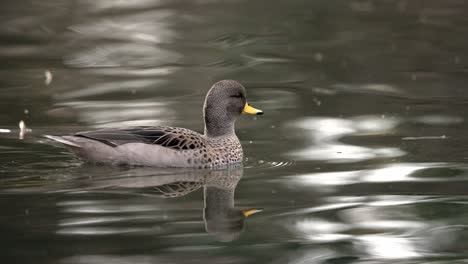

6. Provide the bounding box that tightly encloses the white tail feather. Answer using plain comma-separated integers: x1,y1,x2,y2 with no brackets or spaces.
44,135,81,148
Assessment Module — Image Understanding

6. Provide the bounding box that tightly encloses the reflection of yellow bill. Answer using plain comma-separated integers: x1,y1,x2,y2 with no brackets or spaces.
242,103,263,115
242,208,263,217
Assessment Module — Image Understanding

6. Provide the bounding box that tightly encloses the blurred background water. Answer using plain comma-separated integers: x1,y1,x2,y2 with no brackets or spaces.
2,0,468,263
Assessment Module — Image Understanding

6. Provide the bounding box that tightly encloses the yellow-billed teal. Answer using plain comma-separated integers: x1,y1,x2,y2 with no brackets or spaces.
46,80,263,168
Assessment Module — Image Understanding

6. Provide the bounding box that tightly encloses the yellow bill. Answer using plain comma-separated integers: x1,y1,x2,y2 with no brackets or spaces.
242,103,263,115
242,208,263,217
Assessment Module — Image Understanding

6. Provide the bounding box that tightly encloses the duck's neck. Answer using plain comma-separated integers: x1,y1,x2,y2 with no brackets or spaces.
204,123,235,137
203,110,236,137
204,186,235,215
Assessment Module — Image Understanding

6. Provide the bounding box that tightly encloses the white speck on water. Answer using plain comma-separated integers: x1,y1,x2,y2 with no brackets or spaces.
313,52,324,62
249,141,253,144
454,56,460,64
270,125,276,129
24,109,29,115
19,120,25,140
312,87,336,95
19,120,26,131
0,129,11,133
313,97,322,106
18,120,31,140
45,70,53,85
402,135,448,140
133,33,159,43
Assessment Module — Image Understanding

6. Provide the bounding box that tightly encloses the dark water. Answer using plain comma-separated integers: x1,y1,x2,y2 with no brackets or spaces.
2,0,468,263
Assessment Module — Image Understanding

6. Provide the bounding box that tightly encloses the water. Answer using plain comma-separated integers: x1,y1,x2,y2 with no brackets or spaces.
2,0,468,263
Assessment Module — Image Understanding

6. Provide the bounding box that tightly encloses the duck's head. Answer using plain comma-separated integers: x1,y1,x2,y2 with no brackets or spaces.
204,205,263,242
203,80,263,137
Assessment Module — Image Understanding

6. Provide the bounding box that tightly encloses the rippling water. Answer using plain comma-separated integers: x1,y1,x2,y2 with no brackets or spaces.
3,0,468,263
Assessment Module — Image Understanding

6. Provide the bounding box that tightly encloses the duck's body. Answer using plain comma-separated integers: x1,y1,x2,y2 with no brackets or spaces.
47,126,243,168
46,80,263,168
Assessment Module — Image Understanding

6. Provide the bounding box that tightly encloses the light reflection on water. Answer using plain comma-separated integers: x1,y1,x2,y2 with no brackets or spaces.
288,162,458,188
2,0,468,263
288,116,404,162
51,100,171,126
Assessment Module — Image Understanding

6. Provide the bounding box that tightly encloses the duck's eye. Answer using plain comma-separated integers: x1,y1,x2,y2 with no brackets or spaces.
230,94,243,98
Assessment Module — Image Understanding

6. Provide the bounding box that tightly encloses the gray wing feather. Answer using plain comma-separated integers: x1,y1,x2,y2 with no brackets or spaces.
74,126,205,150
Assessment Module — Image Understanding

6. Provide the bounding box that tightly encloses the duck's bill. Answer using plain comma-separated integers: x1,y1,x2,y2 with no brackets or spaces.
242,103,263,115
242,208,263,217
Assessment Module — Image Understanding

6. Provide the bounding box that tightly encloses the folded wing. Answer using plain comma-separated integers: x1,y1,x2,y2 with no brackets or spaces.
75,126,206,150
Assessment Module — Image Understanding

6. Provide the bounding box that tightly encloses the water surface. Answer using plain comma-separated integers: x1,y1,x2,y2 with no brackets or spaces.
2,0,468,263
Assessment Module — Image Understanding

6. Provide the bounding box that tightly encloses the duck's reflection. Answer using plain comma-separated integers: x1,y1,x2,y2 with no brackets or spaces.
145,166,261,242
5,165,261,242
202,171,262,242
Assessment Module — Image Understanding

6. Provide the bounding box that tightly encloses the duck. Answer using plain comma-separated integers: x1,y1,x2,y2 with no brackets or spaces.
46,80,263,168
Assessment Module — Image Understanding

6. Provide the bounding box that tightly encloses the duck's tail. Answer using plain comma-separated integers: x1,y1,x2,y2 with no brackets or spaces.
44,135,82,148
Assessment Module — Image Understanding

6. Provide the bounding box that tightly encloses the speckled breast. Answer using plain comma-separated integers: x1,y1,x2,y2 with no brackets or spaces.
204,135,243,167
